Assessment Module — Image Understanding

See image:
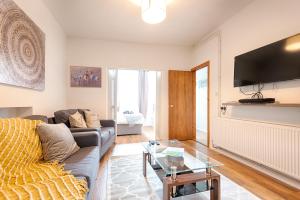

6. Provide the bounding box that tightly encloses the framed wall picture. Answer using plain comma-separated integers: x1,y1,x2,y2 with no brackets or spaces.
0,0,45,90
70,66,101,88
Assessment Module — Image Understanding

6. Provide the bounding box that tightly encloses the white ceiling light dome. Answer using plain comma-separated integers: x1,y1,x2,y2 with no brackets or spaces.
141,0,167,24
130,0,172,6
285,34,300,52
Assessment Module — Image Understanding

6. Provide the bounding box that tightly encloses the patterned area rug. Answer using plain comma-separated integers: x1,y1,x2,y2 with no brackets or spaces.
106,154,260,200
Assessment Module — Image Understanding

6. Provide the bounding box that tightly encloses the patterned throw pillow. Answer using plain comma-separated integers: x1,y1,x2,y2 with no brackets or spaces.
69,111,87,128
84,110,101,128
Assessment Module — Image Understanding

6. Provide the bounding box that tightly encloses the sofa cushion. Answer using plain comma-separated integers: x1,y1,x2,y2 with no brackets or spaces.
84,110,101,128
54,109,87,127
101,128,111,145
102,127,115,136
64,146,99,189
69,111,87,128
37,123,80,162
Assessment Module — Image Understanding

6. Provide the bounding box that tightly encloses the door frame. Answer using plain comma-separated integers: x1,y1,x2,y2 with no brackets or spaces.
191,61,211,148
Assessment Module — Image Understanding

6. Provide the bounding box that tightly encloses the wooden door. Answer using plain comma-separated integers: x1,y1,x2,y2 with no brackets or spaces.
169,70,194,140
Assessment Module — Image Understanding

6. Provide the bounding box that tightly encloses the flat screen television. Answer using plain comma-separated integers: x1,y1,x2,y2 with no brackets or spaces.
234,34,300,87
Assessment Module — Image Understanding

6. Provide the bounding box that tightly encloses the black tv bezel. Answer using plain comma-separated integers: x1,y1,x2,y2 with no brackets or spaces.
233,34,300,87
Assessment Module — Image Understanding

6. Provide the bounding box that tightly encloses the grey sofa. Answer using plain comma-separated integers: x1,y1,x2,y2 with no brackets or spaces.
51,109,116,159
65,131,99,200
23,115,99,200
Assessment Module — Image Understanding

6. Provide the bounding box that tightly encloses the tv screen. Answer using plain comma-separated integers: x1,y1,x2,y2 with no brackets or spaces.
234,34,300,87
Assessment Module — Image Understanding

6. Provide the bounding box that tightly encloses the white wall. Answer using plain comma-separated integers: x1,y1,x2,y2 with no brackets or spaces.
220,0,300,125
193,0,300,143
220,0,300,107
66,38,192,138
192,0,300,186
0,0,67,116
193,34,220,146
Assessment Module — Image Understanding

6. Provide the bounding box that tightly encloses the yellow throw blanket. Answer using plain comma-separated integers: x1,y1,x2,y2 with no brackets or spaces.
0,118,88,199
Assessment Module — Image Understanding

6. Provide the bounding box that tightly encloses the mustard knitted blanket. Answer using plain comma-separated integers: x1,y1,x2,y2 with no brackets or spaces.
0,118,88,199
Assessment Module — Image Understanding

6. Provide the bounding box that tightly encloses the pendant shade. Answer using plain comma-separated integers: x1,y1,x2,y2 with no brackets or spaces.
285,34,300,52
141,0,166,24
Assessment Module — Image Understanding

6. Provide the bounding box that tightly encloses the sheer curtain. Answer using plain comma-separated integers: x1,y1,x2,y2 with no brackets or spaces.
108,69,118,120
138,70,149,117
117,70,139,114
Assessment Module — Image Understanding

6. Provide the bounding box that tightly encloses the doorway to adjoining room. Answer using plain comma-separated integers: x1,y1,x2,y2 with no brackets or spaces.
108,69,160,140
194,62,210,147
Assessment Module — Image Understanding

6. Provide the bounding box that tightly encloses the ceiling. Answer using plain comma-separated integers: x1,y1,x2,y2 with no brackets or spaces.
43,0,253,46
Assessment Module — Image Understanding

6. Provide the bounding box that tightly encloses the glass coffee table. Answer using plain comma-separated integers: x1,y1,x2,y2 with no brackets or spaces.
142,140,222,200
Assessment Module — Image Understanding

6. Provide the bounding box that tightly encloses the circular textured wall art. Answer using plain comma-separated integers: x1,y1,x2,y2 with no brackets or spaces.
0,0,45,90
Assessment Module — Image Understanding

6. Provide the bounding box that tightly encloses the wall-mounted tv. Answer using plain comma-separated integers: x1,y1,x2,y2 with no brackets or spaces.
234,34,300,87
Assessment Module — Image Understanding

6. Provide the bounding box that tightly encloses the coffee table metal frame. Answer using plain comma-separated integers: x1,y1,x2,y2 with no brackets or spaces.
142,142,221,200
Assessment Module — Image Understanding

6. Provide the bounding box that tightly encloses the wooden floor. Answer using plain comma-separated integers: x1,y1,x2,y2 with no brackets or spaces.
92,135,300,200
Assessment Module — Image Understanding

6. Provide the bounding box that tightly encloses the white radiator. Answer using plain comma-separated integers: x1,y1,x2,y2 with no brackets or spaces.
214,118,300,180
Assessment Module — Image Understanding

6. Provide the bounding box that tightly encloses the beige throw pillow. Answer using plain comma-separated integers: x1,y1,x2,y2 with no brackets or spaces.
84,110,101,128
37,123,80,162
69,111,87,128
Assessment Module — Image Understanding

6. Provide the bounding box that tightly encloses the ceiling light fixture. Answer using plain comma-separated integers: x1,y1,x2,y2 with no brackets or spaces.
285,34,300,52
141,0,166,24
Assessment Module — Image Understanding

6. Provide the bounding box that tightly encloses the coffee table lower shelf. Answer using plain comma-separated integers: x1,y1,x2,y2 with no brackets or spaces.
143,151,220,200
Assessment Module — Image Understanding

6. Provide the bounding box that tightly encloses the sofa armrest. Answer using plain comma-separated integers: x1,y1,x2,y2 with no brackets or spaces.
47,117,56,124
72,131,99,148
100,120,116,127
70,127,100,133
24,115,49,123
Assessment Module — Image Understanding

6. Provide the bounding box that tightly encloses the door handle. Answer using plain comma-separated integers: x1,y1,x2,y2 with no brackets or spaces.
170,105,174,108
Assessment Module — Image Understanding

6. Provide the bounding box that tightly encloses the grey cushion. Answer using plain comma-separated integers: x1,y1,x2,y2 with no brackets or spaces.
100,128,111,145
54,109,87,127
101,126,115,158
100,127,115,158
100,134,115,159
101,127,115,136
64,146,99,189
37,123,80,162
